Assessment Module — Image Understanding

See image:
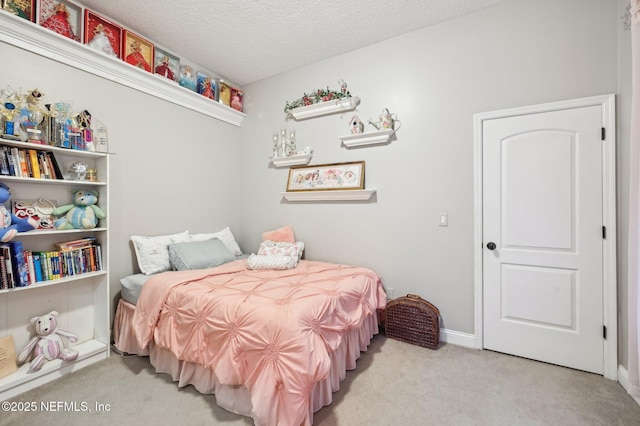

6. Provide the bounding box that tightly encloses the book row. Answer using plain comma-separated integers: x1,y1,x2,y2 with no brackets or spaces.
0,238,102,290
0,145,63,180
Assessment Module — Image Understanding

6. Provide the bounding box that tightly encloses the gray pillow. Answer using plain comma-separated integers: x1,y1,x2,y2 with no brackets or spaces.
168,238,235,271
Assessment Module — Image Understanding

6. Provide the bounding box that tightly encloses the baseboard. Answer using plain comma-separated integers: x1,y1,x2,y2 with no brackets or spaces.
440,328,475,348
618,365,640,406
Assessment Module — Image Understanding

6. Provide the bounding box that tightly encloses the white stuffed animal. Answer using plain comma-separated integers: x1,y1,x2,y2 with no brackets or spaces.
17,311,79,373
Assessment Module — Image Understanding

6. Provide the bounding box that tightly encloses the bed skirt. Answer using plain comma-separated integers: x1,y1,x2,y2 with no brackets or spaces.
113,298,379,423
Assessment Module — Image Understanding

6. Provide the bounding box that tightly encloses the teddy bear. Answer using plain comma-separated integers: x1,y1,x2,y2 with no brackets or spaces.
0,182,38,242
52,189,106,229
17,310,79,373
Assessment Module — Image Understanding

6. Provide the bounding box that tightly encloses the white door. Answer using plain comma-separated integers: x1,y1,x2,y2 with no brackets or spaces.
482,104,604,374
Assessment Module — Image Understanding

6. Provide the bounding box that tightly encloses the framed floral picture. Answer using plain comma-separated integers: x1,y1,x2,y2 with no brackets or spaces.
3,0,36,22
84,10,121,58
153,47,179,82
196,71,217,101
38,0,82,42
286,161,365,192
122,30,153,73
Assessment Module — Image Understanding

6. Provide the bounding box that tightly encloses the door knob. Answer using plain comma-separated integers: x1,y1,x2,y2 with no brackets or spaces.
486,242,496,250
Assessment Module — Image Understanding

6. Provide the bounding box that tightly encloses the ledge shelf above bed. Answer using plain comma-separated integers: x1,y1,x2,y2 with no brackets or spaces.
280,189,376,201
286,97,361,120
339,129,395,148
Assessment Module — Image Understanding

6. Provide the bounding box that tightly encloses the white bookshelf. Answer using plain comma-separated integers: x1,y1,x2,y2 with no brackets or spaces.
0,138,110,401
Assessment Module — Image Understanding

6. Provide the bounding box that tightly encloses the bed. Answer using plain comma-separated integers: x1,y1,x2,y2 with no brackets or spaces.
112,228,386,426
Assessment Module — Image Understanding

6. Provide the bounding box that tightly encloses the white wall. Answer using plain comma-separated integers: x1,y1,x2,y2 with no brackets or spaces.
0,41,244,317
239,0,620,338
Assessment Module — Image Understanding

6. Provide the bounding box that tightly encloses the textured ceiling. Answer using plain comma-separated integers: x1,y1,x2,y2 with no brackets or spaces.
77,0,506,86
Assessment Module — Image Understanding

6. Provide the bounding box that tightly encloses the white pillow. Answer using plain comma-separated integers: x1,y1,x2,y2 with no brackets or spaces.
131,231,190,275
190,226,242,256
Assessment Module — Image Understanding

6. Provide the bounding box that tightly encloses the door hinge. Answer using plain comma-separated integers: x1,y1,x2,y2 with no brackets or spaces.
601,127,606,141
603,325,607,340
602,226,606,239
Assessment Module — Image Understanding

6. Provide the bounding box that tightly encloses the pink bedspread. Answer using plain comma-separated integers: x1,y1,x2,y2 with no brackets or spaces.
132,259,386,426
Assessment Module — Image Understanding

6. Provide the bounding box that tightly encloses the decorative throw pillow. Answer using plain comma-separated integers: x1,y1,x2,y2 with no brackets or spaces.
189,226,242,256
131,231,190,275
262,225,295,243
258,240,304,261
168,238,235,271
246,254,298,270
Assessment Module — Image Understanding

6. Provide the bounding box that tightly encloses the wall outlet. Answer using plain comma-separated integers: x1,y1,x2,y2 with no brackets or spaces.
385,287,394,299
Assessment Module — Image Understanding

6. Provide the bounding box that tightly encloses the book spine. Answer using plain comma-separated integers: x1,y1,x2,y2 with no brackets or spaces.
46,152,63,180
32,252,43,282
17,150,29,177
7,241,28,287
0,255,7,290
1,246,14,288
25,250,35,285
28,149,41,179
0,146,9,176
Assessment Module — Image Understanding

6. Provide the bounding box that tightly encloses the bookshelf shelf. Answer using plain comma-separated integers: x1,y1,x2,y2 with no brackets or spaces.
0,136,109,401
0,339,108,400
0,271,107,295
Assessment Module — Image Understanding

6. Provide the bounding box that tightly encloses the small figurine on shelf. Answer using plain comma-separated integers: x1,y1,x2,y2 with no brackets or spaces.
350,114,364,134
0,86,23,139
20,88,49,144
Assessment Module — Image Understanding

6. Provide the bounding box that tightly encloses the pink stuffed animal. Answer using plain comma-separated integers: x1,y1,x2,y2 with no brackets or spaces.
17,311,78,372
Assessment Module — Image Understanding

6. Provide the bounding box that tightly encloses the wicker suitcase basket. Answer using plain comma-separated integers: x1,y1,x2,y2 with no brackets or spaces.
384,294,440,349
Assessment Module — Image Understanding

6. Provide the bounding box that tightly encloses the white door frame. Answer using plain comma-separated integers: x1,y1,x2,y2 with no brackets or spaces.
473,94,617,380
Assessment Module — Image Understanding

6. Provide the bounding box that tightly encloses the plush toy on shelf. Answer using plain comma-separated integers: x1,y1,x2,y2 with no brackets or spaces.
0,182,38,242
52,189,106,229
17,311,79,373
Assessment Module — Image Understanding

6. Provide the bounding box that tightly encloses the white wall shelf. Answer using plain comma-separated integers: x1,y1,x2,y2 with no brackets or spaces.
270,153,313,167
286,97,361,120
281,189,376,201
339,129,395,147
0,12,245,127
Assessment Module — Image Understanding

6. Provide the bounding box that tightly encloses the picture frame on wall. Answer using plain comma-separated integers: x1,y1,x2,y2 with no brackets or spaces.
219,80,231,106
122,30,153,73
2,0,36,22
84,10,121,58
196,70,217,101
286,161,365,192
38,0,82,42
230,87,243,112
178,64,197,91
153,47,179,82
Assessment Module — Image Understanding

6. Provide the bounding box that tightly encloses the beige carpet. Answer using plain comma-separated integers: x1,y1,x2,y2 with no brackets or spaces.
3,335,640,425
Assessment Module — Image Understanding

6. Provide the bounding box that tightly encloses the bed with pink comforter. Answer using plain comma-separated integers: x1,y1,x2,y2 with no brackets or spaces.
116,258,386,426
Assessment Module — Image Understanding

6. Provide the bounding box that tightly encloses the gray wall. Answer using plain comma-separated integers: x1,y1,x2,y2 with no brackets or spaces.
238,0,623,342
